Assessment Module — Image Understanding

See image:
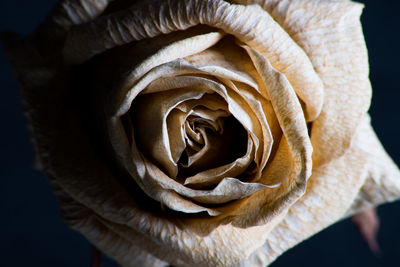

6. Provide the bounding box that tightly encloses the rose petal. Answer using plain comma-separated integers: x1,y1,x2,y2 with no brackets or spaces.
115,58,219,116
132,87,208,178
145,74,265,168
241,0,372,166
165,98,231,166
175,93,229,114
185,39,284,177
226,46,313,227
141,156,268,205
165,109,187,163
24,101,279,265
243,46,311,170
108,116,223,216
65,0,324,121
185,36,264,97
48,0,111,27
345,116,400,216
220,79,273,179
52,186,168,267
130,50,276,176
191,178,278,204
184,136,254,187
240,115,400,266
101,52,279,208
107,80,269,209
179,122,248,177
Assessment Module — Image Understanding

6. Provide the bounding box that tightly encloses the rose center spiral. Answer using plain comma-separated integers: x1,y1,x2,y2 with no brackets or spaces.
131,89,249,188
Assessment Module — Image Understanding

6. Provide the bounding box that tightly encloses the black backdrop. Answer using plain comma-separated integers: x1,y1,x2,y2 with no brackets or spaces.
1,1,399,266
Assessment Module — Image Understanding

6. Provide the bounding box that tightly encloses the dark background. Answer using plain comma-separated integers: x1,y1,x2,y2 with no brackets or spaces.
1,0,399,266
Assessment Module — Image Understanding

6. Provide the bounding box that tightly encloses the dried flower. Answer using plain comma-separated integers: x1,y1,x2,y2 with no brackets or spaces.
3,0,400,266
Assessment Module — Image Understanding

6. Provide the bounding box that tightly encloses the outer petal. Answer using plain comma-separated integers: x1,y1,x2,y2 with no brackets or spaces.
17,88,283,266
236,0,371,166
345,118,400,216
81,0,313,226
52,183,168,267
48,0,112,27
227,46,312,227
4,29,291,266
64,0,324,122
238,115,400,266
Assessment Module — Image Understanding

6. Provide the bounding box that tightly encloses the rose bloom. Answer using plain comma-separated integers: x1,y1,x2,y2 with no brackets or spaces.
3,0,400,266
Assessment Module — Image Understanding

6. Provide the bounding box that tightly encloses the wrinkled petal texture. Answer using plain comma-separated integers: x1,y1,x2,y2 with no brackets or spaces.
77,0,318,227
3,0,400,267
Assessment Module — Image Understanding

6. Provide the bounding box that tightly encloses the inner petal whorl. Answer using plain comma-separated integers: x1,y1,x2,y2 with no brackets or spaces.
131,85,250,188
131,88,207,178
178,115,248,180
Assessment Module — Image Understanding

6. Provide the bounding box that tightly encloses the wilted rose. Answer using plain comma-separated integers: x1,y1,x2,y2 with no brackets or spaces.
3,0,400,266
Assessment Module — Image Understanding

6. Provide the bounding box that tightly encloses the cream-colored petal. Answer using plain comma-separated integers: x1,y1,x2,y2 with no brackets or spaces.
182,128,211,168
48,133,282,266
185,36,263,95
227,46,313,228
180,121,249,179
175,93,229,114
345,116,400,216
115,59,215,116
156,189,220,216
174,95,229,161
53,188,168,267
65,0,323,121
118,59,269,176
63,0,226,64
57,175,285,267
132,88,207,178
228,137,294,228
189,107,229,130
115,53,270,164
166,98,230,166
184,136,254,187
97,107,216,217
165,109,187,163
190,178,273,204
49,0,111,27
31,106,279,266
45,121,280,267
240,115,400,266
244,45,312,188
7,43,315,266
108,106,263,209
106,115,222,216
143,73,264,167
239,0,371,166
221,79,273,179
184,120,204,148
102,56,271,208
142,156,268,205
114,31,224,114
182,119,232,169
